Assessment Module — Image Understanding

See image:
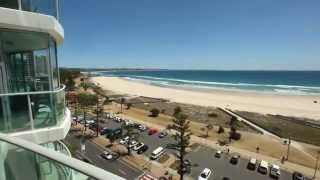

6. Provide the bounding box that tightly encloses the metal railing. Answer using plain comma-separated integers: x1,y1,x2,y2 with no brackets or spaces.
0,133,125,180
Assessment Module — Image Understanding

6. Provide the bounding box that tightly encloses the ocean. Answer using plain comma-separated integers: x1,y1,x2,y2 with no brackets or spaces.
97,70,320,95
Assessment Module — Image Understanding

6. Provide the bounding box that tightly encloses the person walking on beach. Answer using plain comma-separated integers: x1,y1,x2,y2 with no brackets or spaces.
256,146,260,153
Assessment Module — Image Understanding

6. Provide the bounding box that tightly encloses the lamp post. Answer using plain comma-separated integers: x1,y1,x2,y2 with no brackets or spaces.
286,136,291,160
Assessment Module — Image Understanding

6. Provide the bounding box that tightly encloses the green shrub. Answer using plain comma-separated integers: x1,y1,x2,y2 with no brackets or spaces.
150,108,160,117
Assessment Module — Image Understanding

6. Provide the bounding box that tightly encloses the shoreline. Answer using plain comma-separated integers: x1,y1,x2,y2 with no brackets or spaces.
92,76,320,120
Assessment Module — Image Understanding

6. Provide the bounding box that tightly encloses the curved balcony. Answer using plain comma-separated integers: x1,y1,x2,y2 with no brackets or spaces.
0,86,70,143
0,133,124,180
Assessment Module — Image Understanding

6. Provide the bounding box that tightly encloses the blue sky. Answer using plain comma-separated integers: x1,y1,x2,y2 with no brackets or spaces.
59,0,320,70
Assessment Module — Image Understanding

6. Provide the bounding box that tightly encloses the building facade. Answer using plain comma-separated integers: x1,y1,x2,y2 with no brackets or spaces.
0,1,123,179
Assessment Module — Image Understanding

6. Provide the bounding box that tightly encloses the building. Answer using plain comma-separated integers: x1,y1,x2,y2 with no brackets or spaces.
0,1,123,179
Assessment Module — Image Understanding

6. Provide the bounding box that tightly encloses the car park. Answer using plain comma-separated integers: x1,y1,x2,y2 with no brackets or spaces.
198,168,212,180
215,150,222,158
137,145,149,154
230,155,240,165
120,136,130,144
258,160,269,174
133,142,145,151
270,164,281,179
292,172,305,180
247,158,257,170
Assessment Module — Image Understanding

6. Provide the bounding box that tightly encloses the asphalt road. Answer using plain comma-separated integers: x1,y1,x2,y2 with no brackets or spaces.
100,117,301,180
65,130,143,180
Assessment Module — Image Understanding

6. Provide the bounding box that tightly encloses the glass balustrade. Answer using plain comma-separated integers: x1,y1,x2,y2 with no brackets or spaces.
0,86,66,133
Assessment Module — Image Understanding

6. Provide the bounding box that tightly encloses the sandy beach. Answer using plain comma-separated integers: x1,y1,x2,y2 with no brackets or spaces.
92,76,320,120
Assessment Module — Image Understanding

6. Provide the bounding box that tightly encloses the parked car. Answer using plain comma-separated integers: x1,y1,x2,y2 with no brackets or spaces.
100,127,110,135
137,145,149,154
119,136,129,144
270,164,281,179
292,172,305,180
230,155,240,165
215,150,222,158
178,159,192,174
198,168,212,180
133,142,145,151
128,140,138,149
148,128,158,135
138,124,147,131
222,177,230,180
247,158,257,170
258,160,269,174
101,151,113,160
158,131,168,138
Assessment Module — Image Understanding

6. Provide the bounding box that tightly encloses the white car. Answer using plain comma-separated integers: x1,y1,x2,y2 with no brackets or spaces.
119,136,129,144
198,168,212,180
86,120,95,124
101,151,113,160
138,125,147,131
133,142,145,151
128,140,138,149
270,164,281,178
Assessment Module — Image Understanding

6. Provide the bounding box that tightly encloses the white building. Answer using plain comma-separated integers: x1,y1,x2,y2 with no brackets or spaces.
0,1,123,179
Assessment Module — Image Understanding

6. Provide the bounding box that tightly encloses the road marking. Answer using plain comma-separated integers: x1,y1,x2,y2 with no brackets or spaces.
118,169,127,175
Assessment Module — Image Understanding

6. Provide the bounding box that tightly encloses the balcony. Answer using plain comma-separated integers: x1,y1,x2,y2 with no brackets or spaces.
0,86,71,143
0,133,124,180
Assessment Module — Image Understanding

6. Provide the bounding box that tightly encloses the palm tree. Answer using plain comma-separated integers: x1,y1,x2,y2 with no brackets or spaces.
78,93,98,132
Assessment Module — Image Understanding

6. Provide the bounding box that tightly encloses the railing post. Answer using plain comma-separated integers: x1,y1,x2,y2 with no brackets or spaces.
27,95,34,129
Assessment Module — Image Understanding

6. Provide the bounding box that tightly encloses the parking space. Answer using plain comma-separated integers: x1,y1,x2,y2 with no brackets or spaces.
73,113,306,180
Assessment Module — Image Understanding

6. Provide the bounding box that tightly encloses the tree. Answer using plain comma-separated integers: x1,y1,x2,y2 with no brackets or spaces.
78,93,98,132
80,82,90,91
126,103,132,110
167,112,192,180
150,108,160,117
121,123,140,155
205,124,213,138
120,98,126,113
173,106,182,116
217,126,225,134
230,116,238,126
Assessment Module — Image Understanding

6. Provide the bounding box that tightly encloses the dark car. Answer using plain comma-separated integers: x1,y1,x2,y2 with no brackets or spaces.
222,177,230,180
158,131,168,138
137,145,149,154
230,155,240,165
292,172,305,180
177,160,192,174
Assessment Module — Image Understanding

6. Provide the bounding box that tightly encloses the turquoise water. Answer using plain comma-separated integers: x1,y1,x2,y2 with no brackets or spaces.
98,70,320,95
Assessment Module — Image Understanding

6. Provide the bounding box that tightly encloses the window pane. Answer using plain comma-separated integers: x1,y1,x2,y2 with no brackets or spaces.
21,0,57,18
50,38,59,89
0,0,18,9
8,95,31,132
31,94,55,129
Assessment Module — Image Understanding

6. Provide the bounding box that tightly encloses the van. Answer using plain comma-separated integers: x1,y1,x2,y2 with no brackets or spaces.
258,160,269,174
150,147,165,160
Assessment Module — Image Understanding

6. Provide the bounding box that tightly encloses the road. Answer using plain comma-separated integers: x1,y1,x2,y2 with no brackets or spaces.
65,130,143,180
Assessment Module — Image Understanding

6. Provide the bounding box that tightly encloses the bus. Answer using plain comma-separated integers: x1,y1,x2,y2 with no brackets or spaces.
150,147,165,160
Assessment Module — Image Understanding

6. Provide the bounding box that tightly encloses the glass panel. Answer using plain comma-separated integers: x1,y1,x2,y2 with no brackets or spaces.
0,0,18,9
21,0,58,18
0,29,54,93
55,90,65,125
31,94,55,129
50,38,59,89
0,140,98,180
8,95,31,132
0,97,4,131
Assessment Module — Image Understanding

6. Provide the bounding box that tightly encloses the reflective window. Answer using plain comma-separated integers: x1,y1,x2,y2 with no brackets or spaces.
31,94,55,129
21,0,58,18
0,0,18,9
8,95,31,132
0,29,59,93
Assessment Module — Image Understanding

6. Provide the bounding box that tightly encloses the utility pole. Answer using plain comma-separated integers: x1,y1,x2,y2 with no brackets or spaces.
286,136,291,160
313,151,320,179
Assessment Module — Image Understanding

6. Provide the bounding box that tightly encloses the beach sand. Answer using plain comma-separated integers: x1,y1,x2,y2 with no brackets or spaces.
92,76,320,120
